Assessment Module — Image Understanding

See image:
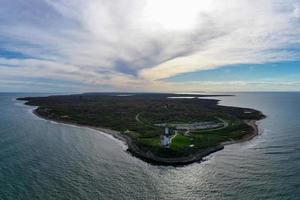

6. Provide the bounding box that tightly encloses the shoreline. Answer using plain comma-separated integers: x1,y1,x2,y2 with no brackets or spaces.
31,107,262,166
32,109,130,147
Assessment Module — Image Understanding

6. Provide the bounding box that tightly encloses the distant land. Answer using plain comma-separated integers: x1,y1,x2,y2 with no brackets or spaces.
18,93,265,165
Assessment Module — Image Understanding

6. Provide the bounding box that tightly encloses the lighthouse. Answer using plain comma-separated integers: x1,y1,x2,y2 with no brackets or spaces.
161,127,170,147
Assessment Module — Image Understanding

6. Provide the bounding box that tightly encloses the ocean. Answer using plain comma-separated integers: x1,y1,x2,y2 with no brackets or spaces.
0,92,299,199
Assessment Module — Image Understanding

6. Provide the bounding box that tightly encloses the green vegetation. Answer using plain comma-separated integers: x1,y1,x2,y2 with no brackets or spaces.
18,93,265,160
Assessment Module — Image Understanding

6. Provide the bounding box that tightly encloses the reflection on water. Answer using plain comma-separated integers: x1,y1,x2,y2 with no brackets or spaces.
0,92,299,199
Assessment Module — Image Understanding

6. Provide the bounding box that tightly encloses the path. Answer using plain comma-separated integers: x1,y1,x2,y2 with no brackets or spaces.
135,112,154,128
170,132,178,143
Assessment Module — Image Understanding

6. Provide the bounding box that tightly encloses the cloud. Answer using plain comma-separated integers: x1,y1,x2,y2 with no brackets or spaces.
140,0,300,80
152,80,300,92
0,0,299,92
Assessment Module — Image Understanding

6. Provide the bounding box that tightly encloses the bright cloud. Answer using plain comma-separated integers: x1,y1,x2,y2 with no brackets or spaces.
0,0,299,92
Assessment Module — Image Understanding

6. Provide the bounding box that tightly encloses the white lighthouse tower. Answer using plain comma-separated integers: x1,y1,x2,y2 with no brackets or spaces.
161,127,170,147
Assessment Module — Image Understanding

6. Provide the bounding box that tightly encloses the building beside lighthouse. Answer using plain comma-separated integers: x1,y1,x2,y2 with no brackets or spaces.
160,127,170,147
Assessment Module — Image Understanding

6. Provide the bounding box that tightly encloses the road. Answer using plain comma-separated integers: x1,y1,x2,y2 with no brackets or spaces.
136,112,229,133
203,118,229,132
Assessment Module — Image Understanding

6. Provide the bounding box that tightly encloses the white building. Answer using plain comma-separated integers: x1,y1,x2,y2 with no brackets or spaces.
161,127,170,147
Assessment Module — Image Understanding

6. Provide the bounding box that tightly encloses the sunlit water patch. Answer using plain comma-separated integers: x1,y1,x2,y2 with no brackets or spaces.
0,92,300,199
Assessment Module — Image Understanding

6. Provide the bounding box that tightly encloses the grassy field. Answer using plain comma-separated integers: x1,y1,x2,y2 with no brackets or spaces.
136,117,252,157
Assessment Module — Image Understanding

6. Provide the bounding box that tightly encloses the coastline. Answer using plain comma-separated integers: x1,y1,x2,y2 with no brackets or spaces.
32,109,130,147
31,107,261,166
220,119,262,146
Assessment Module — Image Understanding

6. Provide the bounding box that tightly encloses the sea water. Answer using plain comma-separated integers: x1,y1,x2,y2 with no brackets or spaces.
0,92,299,200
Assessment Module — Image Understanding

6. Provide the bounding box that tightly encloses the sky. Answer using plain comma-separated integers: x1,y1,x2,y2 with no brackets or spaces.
0,0,300,93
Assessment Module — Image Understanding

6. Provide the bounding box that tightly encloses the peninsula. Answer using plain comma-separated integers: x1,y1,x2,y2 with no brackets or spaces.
18,93,265,165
